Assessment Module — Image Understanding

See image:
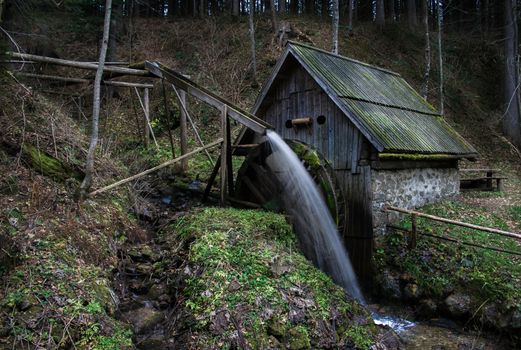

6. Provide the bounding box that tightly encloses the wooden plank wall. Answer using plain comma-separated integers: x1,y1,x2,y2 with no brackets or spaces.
260,63,374,280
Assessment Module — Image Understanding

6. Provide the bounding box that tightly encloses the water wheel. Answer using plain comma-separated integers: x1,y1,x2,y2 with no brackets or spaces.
235,140,347,234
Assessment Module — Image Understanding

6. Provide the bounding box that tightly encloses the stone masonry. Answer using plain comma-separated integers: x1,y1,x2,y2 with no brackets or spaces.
371,168,460,235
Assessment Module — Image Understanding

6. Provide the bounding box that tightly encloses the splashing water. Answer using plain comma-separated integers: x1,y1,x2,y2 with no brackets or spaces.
265,130,365,303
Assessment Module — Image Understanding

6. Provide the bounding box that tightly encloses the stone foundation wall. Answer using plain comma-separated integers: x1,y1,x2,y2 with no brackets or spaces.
371,168,459,235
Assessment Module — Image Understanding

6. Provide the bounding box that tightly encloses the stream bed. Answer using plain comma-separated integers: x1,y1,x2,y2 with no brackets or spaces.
371,304,512,349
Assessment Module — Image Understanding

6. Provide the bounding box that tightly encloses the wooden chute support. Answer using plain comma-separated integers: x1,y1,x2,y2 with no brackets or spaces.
220,105,234,206
5,52,272,198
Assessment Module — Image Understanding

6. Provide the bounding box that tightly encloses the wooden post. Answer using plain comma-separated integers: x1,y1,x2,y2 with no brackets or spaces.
144,87,150,147
220,105,228,206
497,178,504,192
161,79,176,159
410,213,417,249
180,89,188,172
226,112,234,196
486,170,493,190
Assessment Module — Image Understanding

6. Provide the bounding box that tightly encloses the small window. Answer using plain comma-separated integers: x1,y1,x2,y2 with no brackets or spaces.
285,120,293,128
317,115,326,125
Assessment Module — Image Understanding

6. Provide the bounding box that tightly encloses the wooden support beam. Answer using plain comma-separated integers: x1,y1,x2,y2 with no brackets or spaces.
14,72,155,88
220,105,228,206
386,206,521,240
171,83,214,165
134,87,158,148
179,89,188,172
226,113,234,196
161,79,176,159
89,138,223,196
203,155,221,201
8,52,150,76
144,61,271,135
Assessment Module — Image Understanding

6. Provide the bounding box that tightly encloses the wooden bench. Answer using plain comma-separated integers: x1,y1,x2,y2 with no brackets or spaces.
460,169,506,192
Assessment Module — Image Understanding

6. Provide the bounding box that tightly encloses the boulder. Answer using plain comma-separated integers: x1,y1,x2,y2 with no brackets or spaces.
123,308,163,334
444,294,471,318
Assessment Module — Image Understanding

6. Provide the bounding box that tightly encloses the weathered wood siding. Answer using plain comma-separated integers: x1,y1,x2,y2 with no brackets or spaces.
258,62,374,279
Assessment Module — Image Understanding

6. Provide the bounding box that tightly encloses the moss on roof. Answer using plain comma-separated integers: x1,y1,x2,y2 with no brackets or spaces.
287,42,477,157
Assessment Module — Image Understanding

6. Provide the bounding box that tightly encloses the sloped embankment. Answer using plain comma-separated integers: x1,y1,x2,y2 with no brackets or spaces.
166,207,384,349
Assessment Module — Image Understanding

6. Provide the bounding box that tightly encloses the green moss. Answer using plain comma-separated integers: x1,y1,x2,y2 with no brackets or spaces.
289,142,323,170
172,207,376,348
375,200,521,315
22,144,83,181
378,152,459,161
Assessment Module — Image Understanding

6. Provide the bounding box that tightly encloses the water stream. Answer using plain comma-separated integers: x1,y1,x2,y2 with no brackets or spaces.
265,130,364,302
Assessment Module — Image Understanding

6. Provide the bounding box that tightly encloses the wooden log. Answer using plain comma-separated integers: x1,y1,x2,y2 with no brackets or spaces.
179,89,188,172
2,60,130,65
8,52,150,76
386,206,521,240
220,105,228,206
14,72,155,88
460,168,501,172
89,138,223,196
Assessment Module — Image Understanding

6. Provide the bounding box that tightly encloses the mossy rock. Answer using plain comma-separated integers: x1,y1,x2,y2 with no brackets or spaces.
287,326,311,350
22,144,83,182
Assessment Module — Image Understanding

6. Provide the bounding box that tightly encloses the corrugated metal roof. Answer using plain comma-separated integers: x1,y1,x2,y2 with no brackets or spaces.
287,42,477,156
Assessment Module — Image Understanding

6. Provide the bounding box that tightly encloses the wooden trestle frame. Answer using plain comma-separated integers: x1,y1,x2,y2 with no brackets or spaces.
5,52,272,204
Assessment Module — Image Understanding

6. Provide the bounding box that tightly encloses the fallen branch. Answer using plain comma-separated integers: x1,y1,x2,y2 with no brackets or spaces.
89,138,223,196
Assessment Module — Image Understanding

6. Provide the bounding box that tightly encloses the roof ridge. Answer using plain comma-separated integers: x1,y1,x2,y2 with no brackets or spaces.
287,40,401,77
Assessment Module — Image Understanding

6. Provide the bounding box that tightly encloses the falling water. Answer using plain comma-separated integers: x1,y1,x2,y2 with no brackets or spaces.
265,130,365,303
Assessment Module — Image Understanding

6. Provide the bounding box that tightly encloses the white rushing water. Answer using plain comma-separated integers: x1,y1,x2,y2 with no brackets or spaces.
265,130,365,303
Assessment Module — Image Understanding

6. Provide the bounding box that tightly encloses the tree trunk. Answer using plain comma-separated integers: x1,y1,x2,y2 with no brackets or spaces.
249,0,257,84
347,0,354,32
305,0,313,15
332,0,339,53
422,0,431,99
376,0,385,28
503,0,521,147
270,0,278,33
79,0,112,199
168,0,176,16
387,0,395,22
232,0,239,16
407,0,417,28
437,0,444,115
0,0,4,22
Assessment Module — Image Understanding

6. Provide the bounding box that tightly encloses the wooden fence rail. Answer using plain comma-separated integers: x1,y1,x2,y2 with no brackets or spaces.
384,206,521,255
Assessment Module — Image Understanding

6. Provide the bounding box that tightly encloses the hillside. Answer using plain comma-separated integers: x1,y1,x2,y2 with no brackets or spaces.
1,4,521,350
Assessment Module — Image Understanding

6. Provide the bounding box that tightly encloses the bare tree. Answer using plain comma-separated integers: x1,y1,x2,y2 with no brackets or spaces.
437,0,444,115
422,0,431,99
79,0,112,199
270,0,278,34
408,0,417,28
332,0,339,54
232,0,240,16
248,0,257,84
503,0,521,147
347,0,354,33
376,0,385,29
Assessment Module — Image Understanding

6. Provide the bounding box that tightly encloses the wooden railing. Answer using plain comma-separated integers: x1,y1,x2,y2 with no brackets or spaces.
385,206,521,256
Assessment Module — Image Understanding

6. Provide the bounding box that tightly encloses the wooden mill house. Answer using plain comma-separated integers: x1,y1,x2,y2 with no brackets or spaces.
247,42,478,277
